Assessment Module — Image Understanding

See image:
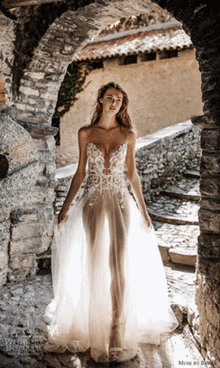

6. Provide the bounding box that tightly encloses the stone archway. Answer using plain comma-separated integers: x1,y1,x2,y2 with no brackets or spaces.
13,0,161,123
1,0,220,364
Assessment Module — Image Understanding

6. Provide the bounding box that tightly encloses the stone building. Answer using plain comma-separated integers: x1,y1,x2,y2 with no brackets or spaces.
57,20,203,167
0,0,220,365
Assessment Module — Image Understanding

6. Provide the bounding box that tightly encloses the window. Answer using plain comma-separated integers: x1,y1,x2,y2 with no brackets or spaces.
159,50,178,59
92,60,103,69
118,54,137,65
141,52,156,62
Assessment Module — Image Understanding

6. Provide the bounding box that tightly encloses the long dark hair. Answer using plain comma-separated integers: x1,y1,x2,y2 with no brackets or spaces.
91,82,133,129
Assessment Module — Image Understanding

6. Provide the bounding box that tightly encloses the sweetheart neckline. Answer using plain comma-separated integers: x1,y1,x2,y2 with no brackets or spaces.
87,142,127,159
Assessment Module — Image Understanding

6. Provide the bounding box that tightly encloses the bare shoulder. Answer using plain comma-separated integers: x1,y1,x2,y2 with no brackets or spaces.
126,128,137,145
78,125,92,141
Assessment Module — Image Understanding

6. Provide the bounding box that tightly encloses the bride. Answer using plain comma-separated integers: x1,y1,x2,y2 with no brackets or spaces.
44,82,178,363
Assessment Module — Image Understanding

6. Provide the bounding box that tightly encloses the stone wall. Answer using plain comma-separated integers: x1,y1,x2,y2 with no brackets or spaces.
0,13,15,106
0,113,57,286
54,120,201,218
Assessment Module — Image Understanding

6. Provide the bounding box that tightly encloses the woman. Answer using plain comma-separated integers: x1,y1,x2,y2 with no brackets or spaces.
44,82,178,363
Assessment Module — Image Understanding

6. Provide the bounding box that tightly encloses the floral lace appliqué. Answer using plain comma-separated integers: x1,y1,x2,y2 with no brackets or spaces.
84,142,128,208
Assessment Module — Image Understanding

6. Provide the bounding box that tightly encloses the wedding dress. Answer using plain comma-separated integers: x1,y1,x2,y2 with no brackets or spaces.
44,142,178,363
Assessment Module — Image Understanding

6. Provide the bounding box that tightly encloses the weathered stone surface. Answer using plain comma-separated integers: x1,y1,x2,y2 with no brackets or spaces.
9,255,36,270
201,128,220,151
199,208,220,234
7,267,36,283
10,238,42,257
169,248,197,267
158,240,170,264
200,176,220,197
0,114,56,286
0,114,39,209
135,121,201,201
11,223,45,241
198,233,220,262
17,120,59,139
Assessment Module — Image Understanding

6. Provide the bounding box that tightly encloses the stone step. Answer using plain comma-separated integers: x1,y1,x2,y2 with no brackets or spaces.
148,194,199,224
163,176,200,200
161,189,200,201
184,170,200,179
148,210,199,226
155,221,199,267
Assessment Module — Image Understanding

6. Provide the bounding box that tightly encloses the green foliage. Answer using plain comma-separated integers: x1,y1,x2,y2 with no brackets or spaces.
53,62,91,118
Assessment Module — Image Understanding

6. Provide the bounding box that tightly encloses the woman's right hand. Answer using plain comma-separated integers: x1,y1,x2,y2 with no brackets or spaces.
58,208,68,225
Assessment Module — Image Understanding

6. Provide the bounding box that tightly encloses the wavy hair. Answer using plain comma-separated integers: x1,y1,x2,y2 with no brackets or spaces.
91,82,133,129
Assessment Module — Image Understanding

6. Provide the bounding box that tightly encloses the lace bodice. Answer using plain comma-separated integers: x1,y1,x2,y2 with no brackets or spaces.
83,142,128,207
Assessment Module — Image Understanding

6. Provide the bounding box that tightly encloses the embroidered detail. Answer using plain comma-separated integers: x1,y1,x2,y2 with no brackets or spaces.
83,142,128,208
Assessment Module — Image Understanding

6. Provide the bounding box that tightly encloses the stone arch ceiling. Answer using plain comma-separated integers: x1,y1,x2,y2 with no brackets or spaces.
13,0,172,123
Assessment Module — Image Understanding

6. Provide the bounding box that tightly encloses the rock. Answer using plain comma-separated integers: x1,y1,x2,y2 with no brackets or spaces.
10,287,24,296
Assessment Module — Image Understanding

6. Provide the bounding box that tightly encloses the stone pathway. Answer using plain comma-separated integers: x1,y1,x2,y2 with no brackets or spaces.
0,171,210,368
0,269,205,368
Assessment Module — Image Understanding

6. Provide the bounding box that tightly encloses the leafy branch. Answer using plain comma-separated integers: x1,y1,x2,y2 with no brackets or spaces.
53,62,91,119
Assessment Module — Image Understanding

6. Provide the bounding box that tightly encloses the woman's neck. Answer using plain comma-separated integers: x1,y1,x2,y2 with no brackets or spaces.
97,114,119,130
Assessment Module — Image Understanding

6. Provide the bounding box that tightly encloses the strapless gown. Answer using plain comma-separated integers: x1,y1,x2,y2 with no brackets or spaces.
44,142,178,363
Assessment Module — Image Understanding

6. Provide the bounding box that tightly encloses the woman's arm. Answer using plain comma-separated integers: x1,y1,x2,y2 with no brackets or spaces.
126,131,152,227
58,127,88,224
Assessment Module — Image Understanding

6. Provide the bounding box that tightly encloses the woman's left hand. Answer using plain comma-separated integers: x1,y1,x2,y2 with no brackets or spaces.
141,212,152,228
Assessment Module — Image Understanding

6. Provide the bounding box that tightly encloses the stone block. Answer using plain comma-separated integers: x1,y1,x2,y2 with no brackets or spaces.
157,240,170,264
28,72,45,80
200,176,220,197
19,86,39,96
45,163,56,178
9,254,36,270
199,208,220,233
11,208,41,224
201,129,220,151
0,268,7,287
169,248,197,266
200,155,220,175
0,248,8,268
36,235,52,255
198,233,220,261
8,267,36,283
10,237,42,256
200,198,220,212
11,223,45,241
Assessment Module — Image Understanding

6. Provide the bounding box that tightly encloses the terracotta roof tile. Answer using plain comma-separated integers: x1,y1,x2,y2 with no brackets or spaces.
73,21,192,62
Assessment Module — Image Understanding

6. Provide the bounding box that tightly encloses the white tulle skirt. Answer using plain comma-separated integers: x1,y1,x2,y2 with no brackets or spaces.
44,190,178,363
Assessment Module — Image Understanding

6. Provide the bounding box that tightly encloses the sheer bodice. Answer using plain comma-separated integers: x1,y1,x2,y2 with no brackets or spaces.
84,142,128,208
44,141,178,364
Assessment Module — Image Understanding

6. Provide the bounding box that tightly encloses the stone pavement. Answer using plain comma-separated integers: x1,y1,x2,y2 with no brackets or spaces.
0,171,210,368
0,268,206,368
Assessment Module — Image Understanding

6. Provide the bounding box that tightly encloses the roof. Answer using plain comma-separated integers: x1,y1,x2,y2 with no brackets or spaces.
73,21,192,62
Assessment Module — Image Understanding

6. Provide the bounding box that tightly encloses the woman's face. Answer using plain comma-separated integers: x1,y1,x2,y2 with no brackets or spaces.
100,88,123,115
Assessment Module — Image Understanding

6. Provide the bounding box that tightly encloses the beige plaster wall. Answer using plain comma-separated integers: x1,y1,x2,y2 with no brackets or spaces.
56,48,203,167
